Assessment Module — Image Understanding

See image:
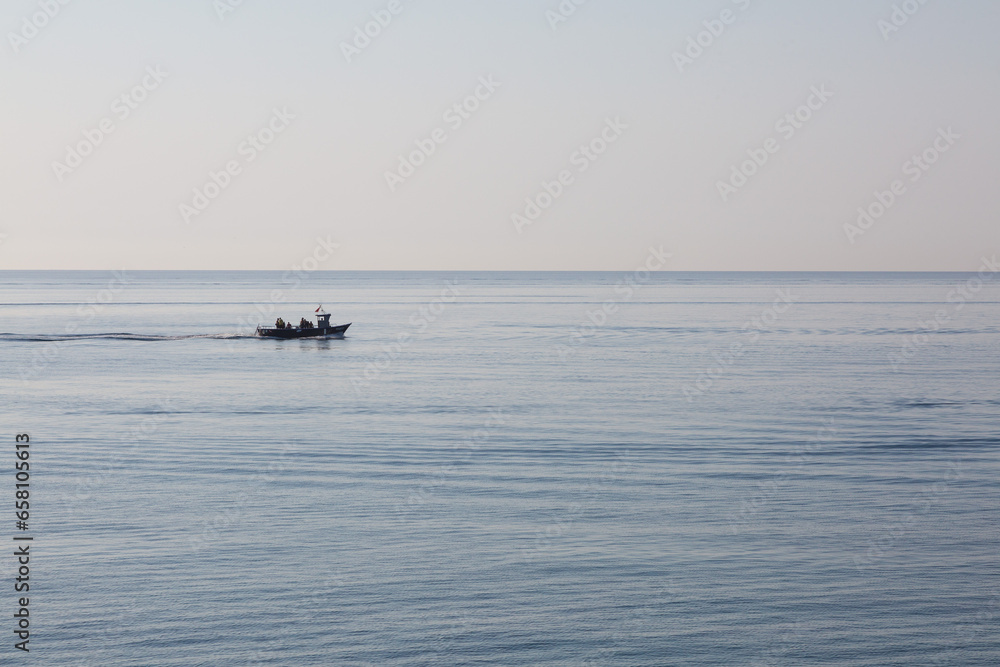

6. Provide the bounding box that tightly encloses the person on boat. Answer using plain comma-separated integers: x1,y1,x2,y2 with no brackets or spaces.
275,317,285,329
300,317,311,329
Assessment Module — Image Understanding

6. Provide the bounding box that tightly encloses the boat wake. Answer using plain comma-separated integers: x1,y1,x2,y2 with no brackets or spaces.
0,333,259,342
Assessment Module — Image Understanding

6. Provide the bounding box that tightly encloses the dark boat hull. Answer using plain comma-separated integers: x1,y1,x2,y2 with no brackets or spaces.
256,323,351,339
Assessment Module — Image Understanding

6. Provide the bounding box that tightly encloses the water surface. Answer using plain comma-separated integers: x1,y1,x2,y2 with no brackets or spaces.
2,271,998,665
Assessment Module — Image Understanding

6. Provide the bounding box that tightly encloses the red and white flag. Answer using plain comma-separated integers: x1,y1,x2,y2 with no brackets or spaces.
315,305,322,312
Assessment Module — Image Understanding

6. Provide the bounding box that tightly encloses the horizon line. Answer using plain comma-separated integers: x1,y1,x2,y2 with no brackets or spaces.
0,269,992,274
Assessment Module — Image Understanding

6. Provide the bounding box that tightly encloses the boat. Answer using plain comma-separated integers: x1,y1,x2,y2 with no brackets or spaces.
256,310,351,339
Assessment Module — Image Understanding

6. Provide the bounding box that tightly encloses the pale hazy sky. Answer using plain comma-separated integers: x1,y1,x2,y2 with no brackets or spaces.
1,0,998,270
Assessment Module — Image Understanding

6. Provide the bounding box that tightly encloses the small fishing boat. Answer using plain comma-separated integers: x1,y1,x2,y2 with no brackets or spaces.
256,308,351,339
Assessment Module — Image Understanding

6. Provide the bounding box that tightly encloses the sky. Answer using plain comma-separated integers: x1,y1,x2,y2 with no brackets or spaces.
1,0,998,271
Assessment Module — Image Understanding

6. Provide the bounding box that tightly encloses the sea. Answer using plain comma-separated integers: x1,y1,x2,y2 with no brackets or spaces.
2,270,998,666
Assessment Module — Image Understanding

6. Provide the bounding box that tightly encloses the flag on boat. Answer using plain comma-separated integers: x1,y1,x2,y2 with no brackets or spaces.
315,305,322,312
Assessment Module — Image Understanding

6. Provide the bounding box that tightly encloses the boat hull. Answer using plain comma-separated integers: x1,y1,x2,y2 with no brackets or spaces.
256,323,351,339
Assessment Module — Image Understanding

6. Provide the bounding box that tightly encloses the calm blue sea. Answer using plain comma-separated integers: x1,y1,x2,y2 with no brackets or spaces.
2,270,999,666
